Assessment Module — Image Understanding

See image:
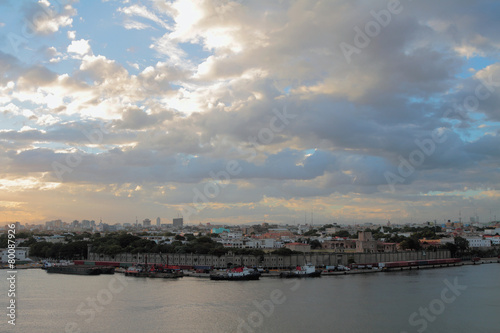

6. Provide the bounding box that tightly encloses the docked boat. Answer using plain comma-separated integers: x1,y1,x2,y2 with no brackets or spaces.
210,267,260,281
148,264,183,279
44,264,102,275
280,263,321,278
124,264,149,277
97,266,116,274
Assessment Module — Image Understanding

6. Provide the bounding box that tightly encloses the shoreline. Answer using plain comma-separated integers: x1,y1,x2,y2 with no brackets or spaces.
3,258,498,277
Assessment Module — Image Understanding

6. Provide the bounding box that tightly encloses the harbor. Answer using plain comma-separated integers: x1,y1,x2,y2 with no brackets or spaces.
2,263,499,333
17,255,497,279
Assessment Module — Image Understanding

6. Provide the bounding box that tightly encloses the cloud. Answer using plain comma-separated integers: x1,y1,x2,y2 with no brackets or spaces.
67,39,92,56
22,0,77,35
118,4,170,30
2,0,500,224
123,20,152,30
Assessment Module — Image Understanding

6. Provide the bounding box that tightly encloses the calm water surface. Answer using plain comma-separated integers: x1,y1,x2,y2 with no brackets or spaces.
1,263,499,333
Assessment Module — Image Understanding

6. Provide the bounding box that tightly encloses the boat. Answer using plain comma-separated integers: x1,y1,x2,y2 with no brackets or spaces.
279,263,321,278
147,264,183,279
210,267,261,281
114,267,127,274
44,264,102,275
124,264,149,277
97,266,116,274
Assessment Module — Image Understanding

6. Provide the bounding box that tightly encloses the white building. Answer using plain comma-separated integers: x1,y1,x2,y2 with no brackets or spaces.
484,228,500,235
465,238,492,248
218,238,283,249
1,247,30,263
246,238,282,249
227,232,243,239
37,235,67,243
219,239,245,248
486,236,500,245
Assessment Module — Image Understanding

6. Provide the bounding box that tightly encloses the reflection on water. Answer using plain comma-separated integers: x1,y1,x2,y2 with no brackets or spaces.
1,263,499,333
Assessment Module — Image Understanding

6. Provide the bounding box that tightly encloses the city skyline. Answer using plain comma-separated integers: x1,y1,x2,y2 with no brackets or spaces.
1,1,499,226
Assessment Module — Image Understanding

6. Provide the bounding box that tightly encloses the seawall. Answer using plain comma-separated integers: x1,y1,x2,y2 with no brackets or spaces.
88,250,451,269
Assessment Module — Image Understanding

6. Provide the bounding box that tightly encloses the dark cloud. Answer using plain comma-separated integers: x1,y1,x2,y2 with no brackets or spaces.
1,0,500,223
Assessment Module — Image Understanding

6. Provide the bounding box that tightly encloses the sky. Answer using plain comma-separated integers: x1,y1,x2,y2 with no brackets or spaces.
0,0,499,226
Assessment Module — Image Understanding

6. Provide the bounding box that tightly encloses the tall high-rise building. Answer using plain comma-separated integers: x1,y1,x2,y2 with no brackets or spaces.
156,217,161,227
173,217,183,228
143,218,151,227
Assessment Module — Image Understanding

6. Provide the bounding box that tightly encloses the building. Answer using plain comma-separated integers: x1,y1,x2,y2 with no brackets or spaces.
37,235,67,243
143,218,151,227
257,231,294,240
465,237,491,248
211,227,230,234
173,218,184,228
45,219,63,230
285,242,311,252
220,239,245,248
484,235,500,245
419,238,442,249
322,239,356,252
484,228,500,235
356,231,377,253
378,243,397,252
1,247,30,263
325,227,342,234
248,238,282,249
156,217,161,227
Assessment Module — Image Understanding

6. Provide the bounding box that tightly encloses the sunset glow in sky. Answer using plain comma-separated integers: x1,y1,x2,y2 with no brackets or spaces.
1,0,499,225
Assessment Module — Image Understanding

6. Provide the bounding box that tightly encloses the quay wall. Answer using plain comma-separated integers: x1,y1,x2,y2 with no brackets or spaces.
88,250,451,269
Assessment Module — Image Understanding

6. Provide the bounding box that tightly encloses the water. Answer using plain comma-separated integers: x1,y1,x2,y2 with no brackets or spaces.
1,263,499,333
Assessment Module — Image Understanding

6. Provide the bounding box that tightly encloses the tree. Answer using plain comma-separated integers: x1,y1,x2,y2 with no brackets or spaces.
443,242,457,257
454,236,469,254
117,233,141,248
0,234,8,248
17,232,31,239
195,236,215,244
400,237,421,251
271,248,299,256
309,239,322,249
184,234,196,242
333,230,351,238
19,237,38,247
303,229,319,237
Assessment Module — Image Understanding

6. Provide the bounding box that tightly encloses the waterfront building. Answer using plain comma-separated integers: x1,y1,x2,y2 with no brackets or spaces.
322,239,356,252
1,247,29,263
356,231,377,253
